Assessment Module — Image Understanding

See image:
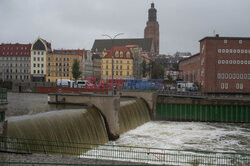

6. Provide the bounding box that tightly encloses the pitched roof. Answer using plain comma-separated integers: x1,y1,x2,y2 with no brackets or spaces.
102,46,133,59
0,43,31,57
91,38,152,53
53,49,87,58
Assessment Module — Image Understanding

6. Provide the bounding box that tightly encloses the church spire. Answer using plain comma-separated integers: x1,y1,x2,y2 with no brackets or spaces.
148,3,157,22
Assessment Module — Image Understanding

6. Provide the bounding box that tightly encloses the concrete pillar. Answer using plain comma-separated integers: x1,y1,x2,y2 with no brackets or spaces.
48,93,120,140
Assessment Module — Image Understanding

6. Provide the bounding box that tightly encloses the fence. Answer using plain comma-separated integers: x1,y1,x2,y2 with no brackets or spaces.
0,88,7,103
0,136,249,165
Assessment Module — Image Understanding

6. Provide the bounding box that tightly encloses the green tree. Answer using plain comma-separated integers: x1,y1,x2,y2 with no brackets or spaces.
151,62,164,79
142,59,147,77
72,59,81,82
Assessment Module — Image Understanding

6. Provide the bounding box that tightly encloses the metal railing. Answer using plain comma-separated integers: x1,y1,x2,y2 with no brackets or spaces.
0,136,249,165
158,90,206,98
0,88,7,102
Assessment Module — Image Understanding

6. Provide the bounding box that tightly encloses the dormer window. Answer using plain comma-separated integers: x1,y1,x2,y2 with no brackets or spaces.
115,51,119,57
126,52,130,58
120,51,123,58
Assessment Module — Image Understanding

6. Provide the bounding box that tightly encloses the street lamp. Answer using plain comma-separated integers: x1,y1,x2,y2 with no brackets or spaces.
102,33,124,95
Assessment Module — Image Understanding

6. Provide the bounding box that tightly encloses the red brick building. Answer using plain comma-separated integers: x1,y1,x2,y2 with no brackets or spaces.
179,35,250,93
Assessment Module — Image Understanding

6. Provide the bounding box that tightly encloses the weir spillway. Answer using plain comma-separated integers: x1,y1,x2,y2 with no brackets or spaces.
7,97,151,155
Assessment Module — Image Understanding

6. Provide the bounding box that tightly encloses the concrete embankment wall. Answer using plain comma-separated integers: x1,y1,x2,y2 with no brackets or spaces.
156,96,250,122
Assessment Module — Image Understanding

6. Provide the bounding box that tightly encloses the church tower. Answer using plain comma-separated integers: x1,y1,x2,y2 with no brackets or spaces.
144,3,159,55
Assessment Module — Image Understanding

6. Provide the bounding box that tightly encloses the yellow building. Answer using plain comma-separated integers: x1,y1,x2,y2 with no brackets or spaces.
102,46,133,79
46,51,83,82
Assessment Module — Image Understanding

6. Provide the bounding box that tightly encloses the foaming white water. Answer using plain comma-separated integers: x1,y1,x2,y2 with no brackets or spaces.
111,121,250,153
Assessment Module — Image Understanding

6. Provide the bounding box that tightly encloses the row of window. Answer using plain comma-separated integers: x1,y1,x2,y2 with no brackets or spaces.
114,51,131,58
33,70,44,74
218,49,250,54
105,60,130,64
33,51,44,55
218,60,250,65
33,57,44,61
1,63,29,67
33,63,44,68
220,83,244,90
3,69,29,73
104,71,130,76
4,75,29,80
48,73,70,77
48,57,70,61
1,52,30,56
223,39,244,44
105,65,130,70
48,68,70,72
48,62,70,67
217,73,250,79
1,46,28,50
0,57,30,60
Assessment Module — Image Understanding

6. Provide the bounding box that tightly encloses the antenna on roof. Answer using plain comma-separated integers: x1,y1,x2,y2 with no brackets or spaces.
213,30,216,37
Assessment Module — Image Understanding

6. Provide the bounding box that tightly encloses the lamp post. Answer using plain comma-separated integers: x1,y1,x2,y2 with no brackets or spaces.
102,33,124,95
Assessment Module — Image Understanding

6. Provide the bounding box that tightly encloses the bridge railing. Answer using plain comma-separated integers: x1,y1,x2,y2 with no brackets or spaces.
0,88,7,103
158,90,206,98
0,136,249,165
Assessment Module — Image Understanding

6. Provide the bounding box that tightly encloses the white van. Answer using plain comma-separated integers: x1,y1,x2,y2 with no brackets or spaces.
77,80,87,88
57,79,75,87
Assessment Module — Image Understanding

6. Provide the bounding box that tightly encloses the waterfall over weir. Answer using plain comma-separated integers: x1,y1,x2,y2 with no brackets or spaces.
6,98,150,155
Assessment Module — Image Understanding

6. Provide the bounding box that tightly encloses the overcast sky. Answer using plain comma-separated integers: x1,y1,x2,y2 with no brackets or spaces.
0,0,250,55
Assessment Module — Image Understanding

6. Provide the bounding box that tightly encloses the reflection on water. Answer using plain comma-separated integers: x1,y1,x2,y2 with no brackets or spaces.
7,92,83,117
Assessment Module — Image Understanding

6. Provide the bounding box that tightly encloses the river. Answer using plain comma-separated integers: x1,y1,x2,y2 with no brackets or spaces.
6,92,250,154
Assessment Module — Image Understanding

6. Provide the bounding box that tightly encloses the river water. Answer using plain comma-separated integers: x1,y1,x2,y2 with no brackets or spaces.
6,92,250,154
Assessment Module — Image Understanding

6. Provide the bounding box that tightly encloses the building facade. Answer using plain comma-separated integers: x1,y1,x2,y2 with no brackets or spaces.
101,46,133,79
0,43,31,82
179,35,250,93
46,51,83,83
30,38,52,82
144,3,159,55
92,53,102,79
84,51,93,79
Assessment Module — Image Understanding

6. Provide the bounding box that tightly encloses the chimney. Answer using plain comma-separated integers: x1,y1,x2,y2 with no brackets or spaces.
216,34,219,38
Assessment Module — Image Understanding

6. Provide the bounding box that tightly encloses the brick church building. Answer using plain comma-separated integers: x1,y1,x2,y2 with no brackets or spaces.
92,3,160,56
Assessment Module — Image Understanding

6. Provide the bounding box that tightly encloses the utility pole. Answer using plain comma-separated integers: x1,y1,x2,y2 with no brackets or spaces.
102,33,124,95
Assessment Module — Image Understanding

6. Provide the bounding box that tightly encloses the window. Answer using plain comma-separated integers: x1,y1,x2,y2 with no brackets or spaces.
236,83,239,89
233,49,236,53
237,60,240,64
41,57,44,61
41,64,44,68
239,40,242,44
225,60,228,64
233,60,236,64
221,83,224,89
244,74,247,79
225,83,228,89
240,74,243,79
127,66,129,70
224,40,227,44
127,71,129,76
225,73,228,79
218,49,221,53
240,83,243,89
41,70,44,74
56,57,58,61
34,51,36,55
120,71,122,75
245,60,247,64
236,74,239,79
106,71,108,75
116,71,118,75
38,51,40,55
115,51,119,57
119,51,123,57
226,49,229,53
106,60,108,64
34,70,36,74
48,79,50,82
33,64,36,67
233,74,236,79
41,52,44,55
222,60,225,64
248,74,250,79
33,57,36,61
37,57,40,61
120,65,122,69
221,73,224,79
106,65,108,69
230,49,232,53
237,49,240,53
120,61,122,64
48,57,50,61
222,49,225,53
48,63,50,66
37,64,40,67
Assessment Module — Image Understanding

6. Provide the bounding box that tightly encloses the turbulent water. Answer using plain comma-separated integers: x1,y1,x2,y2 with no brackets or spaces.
112,121,250,154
